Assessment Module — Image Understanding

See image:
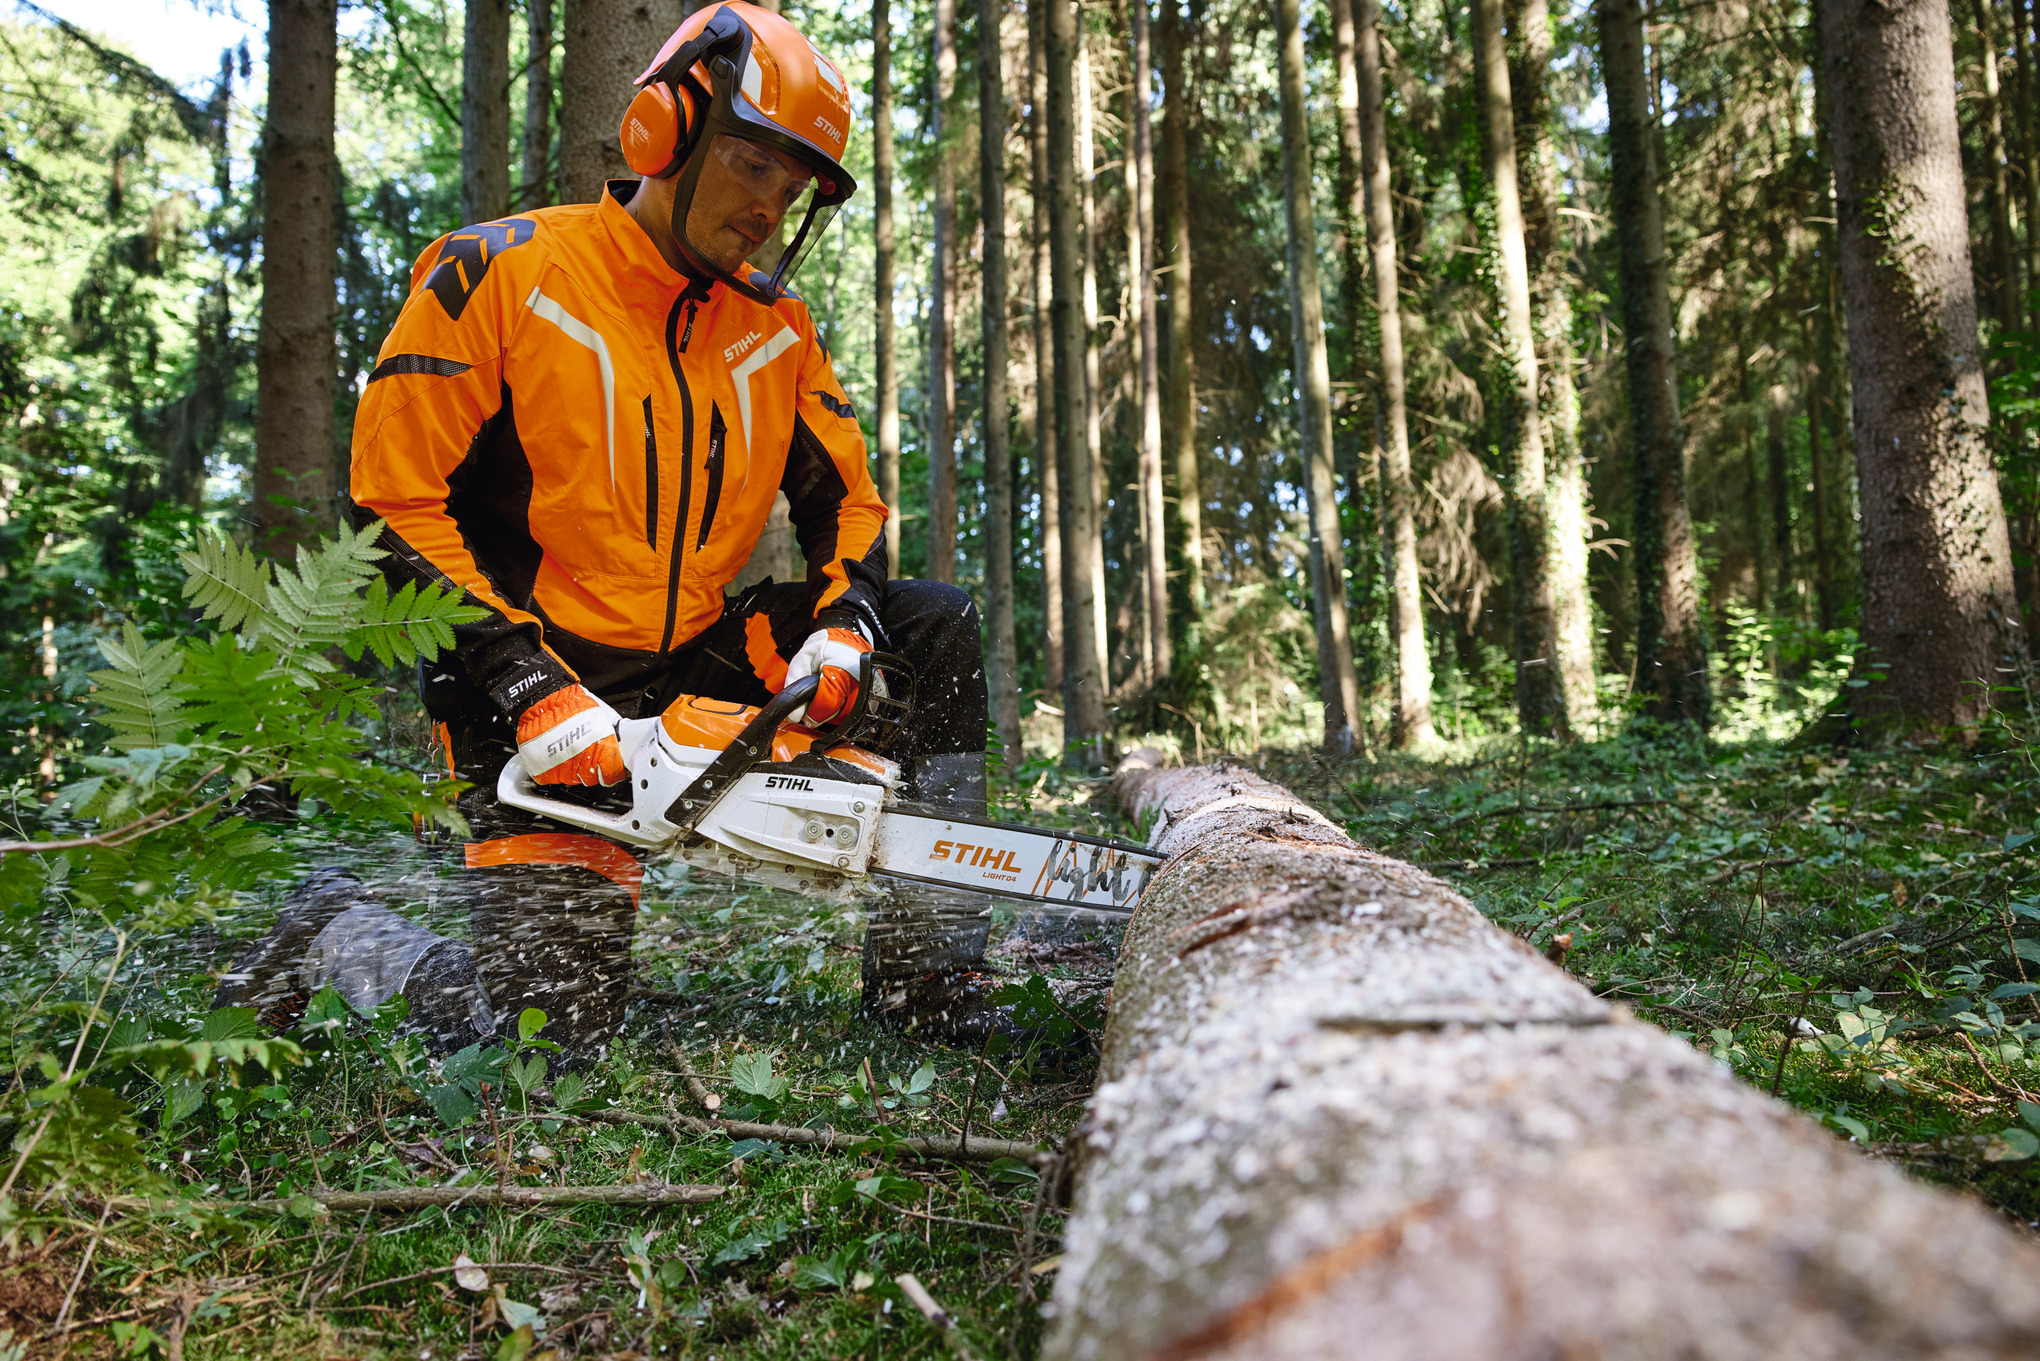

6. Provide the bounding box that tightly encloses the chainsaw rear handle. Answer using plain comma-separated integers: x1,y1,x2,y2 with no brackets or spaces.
664,673,821,832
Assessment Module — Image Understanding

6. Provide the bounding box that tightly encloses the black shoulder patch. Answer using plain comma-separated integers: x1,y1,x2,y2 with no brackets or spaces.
425,218,538,322
815,390,855,421
367,354,473,384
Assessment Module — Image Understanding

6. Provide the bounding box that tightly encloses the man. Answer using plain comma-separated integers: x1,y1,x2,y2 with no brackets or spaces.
218,2,1002,1059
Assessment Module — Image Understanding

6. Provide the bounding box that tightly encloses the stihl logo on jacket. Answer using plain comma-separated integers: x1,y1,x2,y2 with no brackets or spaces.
347,182,887,711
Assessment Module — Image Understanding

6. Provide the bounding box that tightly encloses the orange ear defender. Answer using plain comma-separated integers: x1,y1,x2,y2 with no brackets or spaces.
620,80,697,178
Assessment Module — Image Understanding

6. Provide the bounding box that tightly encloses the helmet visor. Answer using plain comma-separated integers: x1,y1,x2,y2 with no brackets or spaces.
683,134,842,300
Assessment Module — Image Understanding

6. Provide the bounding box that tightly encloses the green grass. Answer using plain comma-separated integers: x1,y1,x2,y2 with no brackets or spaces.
27,725,2040,1357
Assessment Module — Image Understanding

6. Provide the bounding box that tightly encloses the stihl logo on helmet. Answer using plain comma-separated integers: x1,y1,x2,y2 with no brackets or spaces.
620,2,858,307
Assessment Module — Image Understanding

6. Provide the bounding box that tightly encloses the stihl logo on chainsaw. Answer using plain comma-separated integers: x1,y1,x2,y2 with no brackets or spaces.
929,840,1025,873
764,775,814,791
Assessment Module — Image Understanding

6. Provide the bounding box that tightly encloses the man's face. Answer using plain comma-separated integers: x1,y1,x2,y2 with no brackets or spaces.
683,136,817,274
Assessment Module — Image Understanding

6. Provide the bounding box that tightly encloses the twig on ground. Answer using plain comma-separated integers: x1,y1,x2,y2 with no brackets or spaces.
1417,856,1540,873
895,1272,979,1358
52,1199,112,1334
1703,856,1805,886
103,1183,725,1214
579,1106,1053,1166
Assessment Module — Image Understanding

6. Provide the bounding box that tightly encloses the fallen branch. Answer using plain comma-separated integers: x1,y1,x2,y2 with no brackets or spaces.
1702,855,1805,886
1435,797,1671,829
580,1106,1053,1167
106,1182,725,1214
1415,856,1540,873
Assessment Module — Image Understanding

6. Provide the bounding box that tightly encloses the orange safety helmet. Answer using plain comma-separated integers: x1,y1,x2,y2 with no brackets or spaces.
620,2,856,304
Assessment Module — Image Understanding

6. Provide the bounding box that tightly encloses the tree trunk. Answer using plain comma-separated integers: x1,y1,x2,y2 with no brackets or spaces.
1159,0,1203,633
256,0,339,559
463,0,512,224
1274,0,1362,754
1472,0,1562,738
1077,43,1111,676
1031,0,1065,696
520,0,555,209
1508,0,1595,730
982,0,1022,763
1131,0,1171,689
875,0,902,578
1047,755,2040,1359
1818,0,2021,735
1803,320,1836,632
560,0,681,204
929,0,960,584
2012,0,2040,295
1767,379,1793,611
1597,0,1708,727
1049,0,1111,760
1347,0,1434,748
1976,0,2023,331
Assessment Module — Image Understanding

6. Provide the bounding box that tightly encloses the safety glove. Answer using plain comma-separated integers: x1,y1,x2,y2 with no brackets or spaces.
781,624,873,726
515,684,627,786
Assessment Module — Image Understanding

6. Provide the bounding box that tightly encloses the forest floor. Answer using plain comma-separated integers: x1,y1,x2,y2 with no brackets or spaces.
19,723,2040,1359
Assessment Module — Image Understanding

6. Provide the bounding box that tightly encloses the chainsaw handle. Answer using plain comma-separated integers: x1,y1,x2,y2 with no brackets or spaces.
663,673,820,832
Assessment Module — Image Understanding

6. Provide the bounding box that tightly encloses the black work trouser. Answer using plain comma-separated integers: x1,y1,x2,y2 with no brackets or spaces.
425,578,991,1053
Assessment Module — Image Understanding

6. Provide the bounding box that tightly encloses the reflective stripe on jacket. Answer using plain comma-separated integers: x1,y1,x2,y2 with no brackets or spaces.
347,180,888,716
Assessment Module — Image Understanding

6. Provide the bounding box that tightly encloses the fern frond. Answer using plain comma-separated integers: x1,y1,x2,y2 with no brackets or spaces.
262,530,384,682
177,532,273,635
347,576,486,667
91,623,188,751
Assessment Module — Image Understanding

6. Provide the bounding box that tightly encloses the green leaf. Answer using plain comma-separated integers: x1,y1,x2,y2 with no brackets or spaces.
729,1050,790,1104
90,623,188,751
2014,940,2040,965
2020,1099,2040,1133
905,1062,937,1095
709,1218,791,1266
346,572,486,667
1987,1127,2040,1161
178,530,273,635
518,1008,548,1045
2007,832,2037,852
1824,1111,1870,1143
199,1007,261,1043
427,1083,477,1128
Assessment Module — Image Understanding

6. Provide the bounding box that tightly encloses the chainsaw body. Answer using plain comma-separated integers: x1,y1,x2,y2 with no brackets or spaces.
496,658,1163,912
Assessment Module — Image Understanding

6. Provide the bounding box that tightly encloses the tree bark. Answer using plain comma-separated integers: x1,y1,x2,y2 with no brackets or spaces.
1046,755,2040,1359
561,0,681,205
1131,0,1171,689
2012,0,2040,296
1597,0,1708,727
520,0,556,209
875,0,902,578
1508,0,1594,729
1077,43,1111,677
463,0,512,224
1031,0,1065,696
1158,0,1203,632
1472,0,1563,738
982,0,1022,762
1767,379,1793,610
1818,0,2022,734
929,0,960,584
1346,0,1434,748
1049,0,1111,760
1274,0,1362,754
256,0,339,559
1803,320,1836,631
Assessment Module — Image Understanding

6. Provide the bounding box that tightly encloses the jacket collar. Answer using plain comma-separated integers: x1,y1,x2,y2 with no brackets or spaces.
600,179,712,304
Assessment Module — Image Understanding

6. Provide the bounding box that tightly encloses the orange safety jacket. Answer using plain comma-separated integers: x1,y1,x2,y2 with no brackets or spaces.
346,181,888,718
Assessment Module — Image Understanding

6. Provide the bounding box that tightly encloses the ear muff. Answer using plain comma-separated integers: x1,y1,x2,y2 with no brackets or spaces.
620,80,698,179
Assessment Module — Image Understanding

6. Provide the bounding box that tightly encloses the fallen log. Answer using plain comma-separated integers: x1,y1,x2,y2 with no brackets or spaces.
1047,756,2040,1360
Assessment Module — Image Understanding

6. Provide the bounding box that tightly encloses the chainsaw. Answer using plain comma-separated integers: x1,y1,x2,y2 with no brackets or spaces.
496,654,1163,913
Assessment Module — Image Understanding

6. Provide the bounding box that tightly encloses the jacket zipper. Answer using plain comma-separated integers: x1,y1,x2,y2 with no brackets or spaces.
642,397,657,549
660,295,698,652
697,406,726,552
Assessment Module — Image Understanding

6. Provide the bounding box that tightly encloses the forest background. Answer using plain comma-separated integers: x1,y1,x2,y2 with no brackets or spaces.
0,0,1950,775
5,0,2040,1354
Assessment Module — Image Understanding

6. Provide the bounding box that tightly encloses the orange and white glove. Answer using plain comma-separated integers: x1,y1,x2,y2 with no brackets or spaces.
781,626,871,726
515,685,627,786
